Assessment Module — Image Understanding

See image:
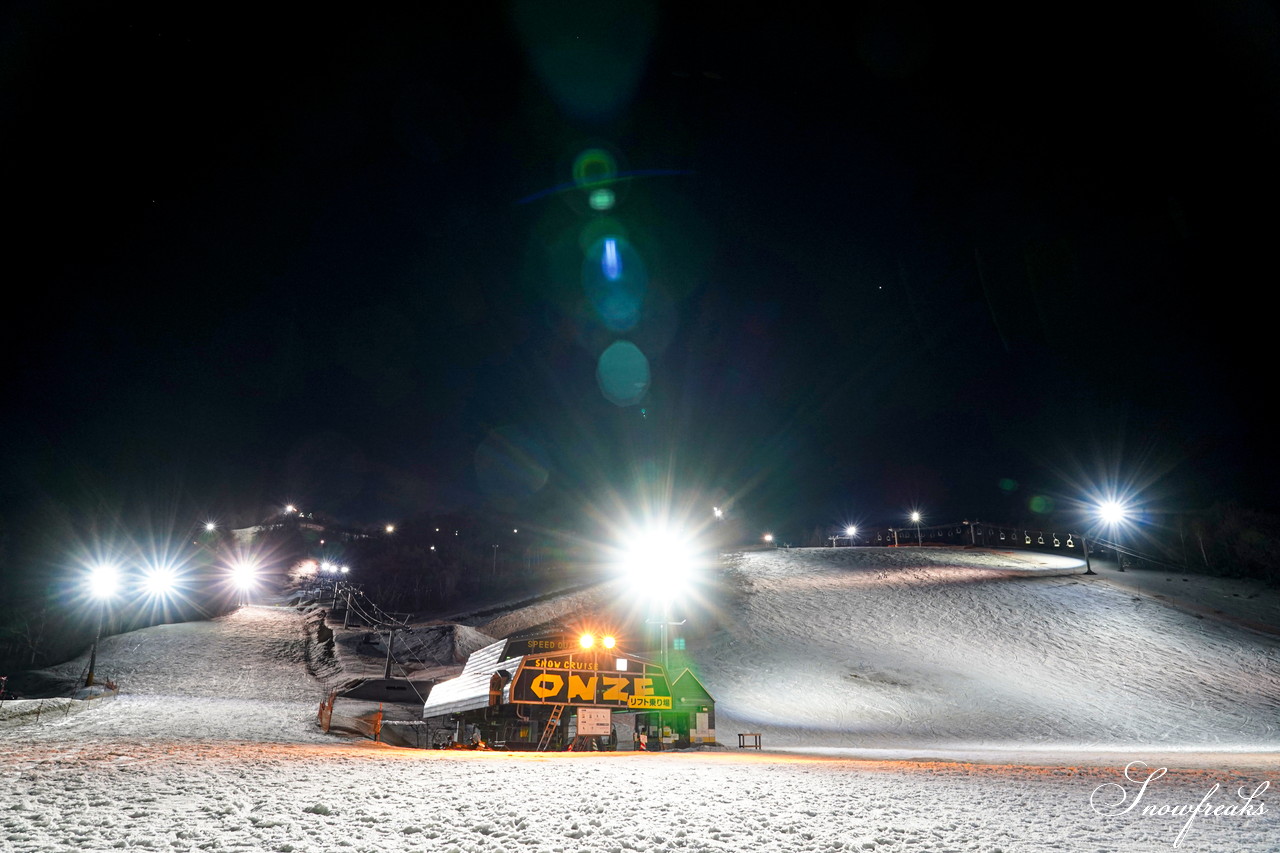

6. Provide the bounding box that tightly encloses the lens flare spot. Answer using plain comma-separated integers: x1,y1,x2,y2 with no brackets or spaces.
583,235,646,332
602,237,621,281
1029,495,1055,514
573,148,617,188
998,478,1019,493
589,187,615,210
597,341,650,407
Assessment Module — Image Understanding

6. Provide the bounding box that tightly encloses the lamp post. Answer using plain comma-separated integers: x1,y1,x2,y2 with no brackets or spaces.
85,563,119,688
845,525,857,547
910,512,923,546
621,524,695,675
1098,500,1129,571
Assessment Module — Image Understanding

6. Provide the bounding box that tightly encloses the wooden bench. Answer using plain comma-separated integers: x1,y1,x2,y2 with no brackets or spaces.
737,733,762,749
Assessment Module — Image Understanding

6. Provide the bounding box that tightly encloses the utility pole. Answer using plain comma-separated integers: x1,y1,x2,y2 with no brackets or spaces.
85,603,105,688
383,626,399,679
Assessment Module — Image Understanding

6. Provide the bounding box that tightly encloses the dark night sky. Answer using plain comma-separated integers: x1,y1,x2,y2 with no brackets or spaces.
1,2,1276,554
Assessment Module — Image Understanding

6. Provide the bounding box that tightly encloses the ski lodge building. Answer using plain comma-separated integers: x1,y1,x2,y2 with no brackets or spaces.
421,631,716,750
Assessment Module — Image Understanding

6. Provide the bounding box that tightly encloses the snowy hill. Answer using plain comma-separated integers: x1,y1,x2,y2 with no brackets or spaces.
2,547,1278,852
694,547,1280,754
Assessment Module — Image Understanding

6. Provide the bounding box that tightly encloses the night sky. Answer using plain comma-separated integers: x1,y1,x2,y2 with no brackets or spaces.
2,2,1276,554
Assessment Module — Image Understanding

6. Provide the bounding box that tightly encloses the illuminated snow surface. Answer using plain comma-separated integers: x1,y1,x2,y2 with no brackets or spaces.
2,547,1277,852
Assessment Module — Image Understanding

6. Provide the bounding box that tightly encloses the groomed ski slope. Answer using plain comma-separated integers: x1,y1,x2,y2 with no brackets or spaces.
697,547,1280,755
1,548,1277,852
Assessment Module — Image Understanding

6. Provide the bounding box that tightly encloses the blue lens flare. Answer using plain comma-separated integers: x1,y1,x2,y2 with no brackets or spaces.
602,237,621,281
583,235,646,332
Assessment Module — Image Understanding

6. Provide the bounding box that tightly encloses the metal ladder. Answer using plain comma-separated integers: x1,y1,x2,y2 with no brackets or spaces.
536,705,565,751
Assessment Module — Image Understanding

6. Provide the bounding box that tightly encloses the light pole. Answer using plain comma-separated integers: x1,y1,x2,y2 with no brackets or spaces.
492,544,499,578
1098,500,1129,571
85,563,119,688
910,512,922,546
621,524,695,672
845,525,857,547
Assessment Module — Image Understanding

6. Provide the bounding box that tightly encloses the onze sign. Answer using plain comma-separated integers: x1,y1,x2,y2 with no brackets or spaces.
512,659,672,710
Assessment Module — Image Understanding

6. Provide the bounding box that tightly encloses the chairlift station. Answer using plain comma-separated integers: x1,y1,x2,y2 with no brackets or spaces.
421,631,716,750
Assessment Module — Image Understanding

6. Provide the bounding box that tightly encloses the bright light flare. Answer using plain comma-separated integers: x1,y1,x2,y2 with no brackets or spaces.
230,560,258,590
87,563,120,599
1098,501,1128,525
577,633,617,650
910,512,922,523
141,565,179,597
619,525,697,598
846,526,857,537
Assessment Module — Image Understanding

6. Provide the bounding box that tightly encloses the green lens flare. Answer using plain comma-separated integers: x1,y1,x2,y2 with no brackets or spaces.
596,341,650,406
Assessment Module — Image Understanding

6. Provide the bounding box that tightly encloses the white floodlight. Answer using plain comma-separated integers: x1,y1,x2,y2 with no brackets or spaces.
231,559,258,590
141,566,178,597
1098,500,1127,526
88,563,120,600
620,525,696,597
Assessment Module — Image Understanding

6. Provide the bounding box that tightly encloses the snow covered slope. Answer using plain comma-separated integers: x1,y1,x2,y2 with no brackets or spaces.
2,551,1276,852
6,605,335,746
695,547,1280,754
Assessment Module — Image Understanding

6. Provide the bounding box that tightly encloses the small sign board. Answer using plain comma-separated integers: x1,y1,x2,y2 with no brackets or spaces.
576,707,611,736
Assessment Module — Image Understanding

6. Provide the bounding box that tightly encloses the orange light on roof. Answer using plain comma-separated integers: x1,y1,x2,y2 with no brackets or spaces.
579,633,595,649
602,635,616,649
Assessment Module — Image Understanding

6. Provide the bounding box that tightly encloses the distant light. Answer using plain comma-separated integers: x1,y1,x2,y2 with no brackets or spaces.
602,635,616,649
285,505,296,514
763,533,774,543
910,512,922,523
340,566,349,574
204,522,216,533
713,506,723,519
580,633,595,649
88,563,120,599
513,528,518,534
846,526,857,537
385,525,395,534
